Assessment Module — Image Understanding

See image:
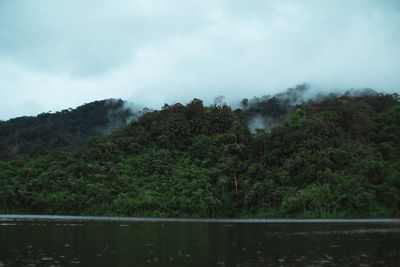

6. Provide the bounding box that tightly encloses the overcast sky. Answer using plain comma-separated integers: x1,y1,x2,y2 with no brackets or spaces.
1,0,400,120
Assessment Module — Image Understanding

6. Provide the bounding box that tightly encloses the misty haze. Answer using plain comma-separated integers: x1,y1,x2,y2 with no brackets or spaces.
1,0,400,119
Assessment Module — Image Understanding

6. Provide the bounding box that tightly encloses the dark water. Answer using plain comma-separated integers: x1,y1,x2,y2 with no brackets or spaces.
1,215,400,266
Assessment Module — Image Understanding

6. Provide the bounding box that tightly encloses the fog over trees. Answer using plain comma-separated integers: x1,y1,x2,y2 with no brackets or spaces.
1,88,399,218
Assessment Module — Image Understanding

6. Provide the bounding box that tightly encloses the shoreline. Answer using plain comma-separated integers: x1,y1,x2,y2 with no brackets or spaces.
2,214,400,223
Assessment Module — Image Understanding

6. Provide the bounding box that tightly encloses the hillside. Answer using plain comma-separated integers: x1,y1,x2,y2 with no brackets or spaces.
0,90,399,218
0,99,134,156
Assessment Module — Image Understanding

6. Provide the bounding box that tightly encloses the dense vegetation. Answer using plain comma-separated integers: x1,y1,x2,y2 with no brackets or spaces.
1,89,399,218
0,99,134,155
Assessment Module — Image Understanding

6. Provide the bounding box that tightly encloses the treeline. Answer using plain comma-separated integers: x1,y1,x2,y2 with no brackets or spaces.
0,91,399,218
0,99,134,155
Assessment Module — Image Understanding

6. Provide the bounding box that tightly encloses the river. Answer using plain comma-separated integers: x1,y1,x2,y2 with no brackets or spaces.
1,215,399,266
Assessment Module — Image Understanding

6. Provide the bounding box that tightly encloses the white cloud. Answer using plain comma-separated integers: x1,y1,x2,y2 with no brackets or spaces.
1,0,400,119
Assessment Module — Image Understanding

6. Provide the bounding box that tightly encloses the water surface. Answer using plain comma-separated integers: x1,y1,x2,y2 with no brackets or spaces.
1,215,399,266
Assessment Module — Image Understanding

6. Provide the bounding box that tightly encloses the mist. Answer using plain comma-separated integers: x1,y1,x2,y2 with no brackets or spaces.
1,0,400,120
238,84,391,133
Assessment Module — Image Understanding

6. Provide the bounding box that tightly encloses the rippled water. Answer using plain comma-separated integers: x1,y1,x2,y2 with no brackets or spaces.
1,215,399,266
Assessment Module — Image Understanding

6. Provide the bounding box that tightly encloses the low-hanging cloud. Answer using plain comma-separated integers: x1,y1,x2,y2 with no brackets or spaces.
1,0,400,120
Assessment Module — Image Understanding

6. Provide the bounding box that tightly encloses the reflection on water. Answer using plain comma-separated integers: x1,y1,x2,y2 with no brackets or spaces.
1,215,400,266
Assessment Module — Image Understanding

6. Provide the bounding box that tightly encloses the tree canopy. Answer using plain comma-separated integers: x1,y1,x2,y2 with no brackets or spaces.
1,90,399,218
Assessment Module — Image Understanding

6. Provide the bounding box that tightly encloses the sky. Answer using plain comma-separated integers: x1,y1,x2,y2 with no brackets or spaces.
1,0,400,120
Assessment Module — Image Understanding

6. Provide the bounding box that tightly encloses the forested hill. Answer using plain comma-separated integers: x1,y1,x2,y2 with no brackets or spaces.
0,99,134,156
1,91,399,218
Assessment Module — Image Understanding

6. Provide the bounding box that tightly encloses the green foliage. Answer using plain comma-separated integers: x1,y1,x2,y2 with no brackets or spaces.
0,99,134,155
1,93,399,218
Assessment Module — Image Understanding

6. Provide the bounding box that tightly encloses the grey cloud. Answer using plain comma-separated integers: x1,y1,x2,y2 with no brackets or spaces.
0,0,400,120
